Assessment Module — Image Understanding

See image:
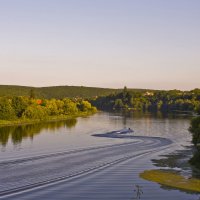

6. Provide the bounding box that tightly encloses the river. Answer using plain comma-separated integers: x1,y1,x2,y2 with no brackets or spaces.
0,112,199,199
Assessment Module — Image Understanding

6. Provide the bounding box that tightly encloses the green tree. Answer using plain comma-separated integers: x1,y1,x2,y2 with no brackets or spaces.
78,100,95,112
11,96,29,117
55,100,64,115
195,104,200,115
22,105,48,120
30,89,36,99
189,117,200,145
0,98,16,120
189,117,200,168
113,99,124,110
122,86,128,100
63,98,78,114
45,99,60,116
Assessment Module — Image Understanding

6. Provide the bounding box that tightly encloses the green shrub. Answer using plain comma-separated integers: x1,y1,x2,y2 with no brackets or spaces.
11,96,29,117
22,105,48,120
189,116,200,168
189,116,200,145
0,98,16,120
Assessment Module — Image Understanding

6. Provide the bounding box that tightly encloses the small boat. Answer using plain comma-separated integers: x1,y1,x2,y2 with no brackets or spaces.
92,128,134,138
113,128,134,134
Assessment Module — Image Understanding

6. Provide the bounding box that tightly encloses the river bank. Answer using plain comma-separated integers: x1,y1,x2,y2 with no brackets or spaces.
140,169,200,193
0,111,97,127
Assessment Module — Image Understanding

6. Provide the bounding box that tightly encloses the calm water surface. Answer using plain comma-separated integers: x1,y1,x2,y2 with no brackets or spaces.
0,112,192,161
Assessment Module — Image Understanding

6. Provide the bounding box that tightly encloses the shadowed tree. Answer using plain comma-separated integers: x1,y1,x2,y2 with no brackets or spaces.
189,116,200,168
30,89,36,99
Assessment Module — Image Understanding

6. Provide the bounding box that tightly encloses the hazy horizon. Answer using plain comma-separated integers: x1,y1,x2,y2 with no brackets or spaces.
1,84,200,92
0,0,200,90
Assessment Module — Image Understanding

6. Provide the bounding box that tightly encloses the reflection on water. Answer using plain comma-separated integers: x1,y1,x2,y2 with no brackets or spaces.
0,112,193,160
0,119,77,146
108,111,191,142
113,111,192,120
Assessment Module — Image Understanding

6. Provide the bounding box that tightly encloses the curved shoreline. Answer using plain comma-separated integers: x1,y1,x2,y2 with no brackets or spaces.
0,111,96,127
140,169,200,193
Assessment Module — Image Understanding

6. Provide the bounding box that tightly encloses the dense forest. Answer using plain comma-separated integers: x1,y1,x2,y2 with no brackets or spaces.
1,85,199,118
91,87,200,114
0,85,149,99
0,95,96,124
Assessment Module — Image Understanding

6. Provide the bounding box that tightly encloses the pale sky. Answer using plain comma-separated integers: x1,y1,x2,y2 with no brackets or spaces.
0,0,200,90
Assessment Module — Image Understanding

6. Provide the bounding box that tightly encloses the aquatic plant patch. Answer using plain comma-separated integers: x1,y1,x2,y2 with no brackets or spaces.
140,169,200,193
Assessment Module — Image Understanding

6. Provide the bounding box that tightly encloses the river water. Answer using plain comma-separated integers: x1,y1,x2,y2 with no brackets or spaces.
0,112,191,161
0,112,199,200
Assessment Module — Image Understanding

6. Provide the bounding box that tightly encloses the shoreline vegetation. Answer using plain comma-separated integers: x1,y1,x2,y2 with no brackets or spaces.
189,116,200,169
140,169,200,193
0,94,97,127
91,87,200,114
0,111,96,127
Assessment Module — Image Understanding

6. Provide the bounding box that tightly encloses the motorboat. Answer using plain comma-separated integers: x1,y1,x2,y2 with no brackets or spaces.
92,128,134,138
113,128,134,134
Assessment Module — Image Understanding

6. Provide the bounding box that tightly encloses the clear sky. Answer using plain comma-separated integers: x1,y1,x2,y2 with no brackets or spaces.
0,0,200,90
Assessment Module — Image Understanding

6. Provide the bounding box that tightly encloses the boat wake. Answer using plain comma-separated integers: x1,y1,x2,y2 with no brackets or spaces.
0,130,177,200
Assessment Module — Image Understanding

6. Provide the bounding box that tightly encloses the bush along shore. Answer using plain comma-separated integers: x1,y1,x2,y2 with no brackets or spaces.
0,96,97,127
189,116,200,169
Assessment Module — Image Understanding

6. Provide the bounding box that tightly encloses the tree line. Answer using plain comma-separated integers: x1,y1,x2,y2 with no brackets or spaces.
91,87,200,114
0,95,97,121
189,116,200,169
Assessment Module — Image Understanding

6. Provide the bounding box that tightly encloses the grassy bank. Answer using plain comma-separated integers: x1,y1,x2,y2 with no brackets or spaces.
0,111,96,127
140,169,200,193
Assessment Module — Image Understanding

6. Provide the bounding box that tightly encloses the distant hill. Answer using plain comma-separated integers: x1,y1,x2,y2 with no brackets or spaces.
0,85,121,99
0,85,151,99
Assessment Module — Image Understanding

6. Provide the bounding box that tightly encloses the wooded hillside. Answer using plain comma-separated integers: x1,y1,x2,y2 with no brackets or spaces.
0,85,149,99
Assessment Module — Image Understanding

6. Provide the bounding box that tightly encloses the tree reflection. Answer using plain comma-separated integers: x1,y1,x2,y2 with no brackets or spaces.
0,119,77,146
111,111,192,120
64,118,77,128
0,127,12,146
